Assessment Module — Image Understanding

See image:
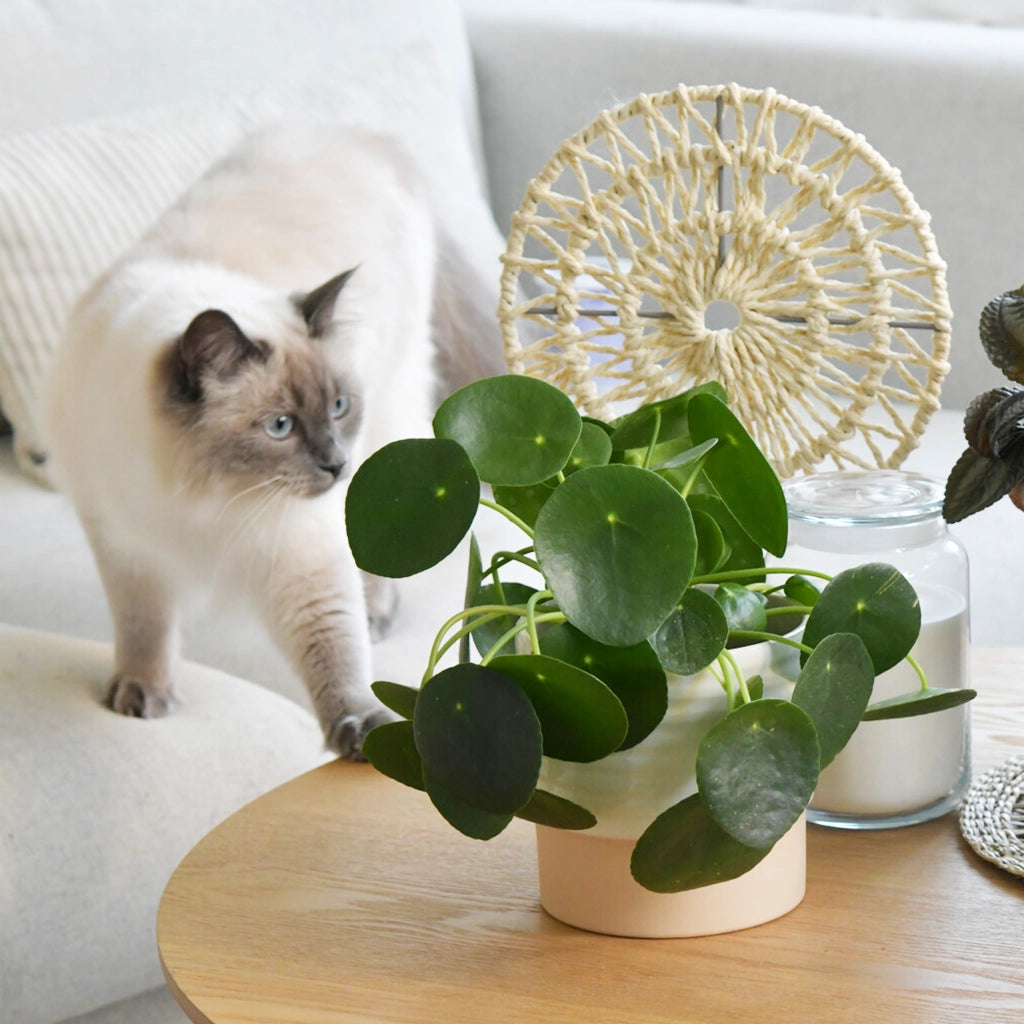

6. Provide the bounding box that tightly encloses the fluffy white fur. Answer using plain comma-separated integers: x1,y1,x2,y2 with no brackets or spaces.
45,126,498,757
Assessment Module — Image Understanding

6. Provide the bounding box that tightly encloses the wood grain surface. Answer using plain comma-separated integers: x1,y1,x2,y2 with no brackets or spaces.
159,648,1024,1024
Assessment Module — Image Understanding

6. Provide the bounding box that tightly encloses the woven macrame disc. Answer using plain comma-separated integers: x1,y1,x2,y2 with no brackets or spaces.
959,755,1024,878
498,83,952,477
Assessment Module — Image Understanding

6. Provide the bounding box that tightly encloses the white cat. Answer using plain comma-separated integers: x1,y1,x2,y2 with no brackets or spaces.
44,125,504,758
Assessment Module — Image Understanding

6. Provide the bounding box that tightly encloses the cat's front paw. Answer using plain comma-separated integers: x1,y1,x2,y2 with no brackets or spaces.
325,707,394,761
106,675,173,719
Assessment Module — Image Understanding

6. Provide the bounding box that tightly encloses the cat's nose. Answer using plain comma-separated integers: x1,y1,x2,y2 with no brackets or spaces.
319,454,346,480
313,436,346,480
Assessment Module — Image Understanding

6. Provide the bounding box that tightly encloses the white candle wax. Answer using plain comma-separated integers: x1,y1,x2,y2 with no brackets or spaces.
810,583,970,816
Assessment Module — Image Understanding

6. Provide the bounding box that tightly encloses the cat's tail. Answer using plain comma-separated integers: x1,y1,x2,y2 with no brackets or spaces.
430,226,508,399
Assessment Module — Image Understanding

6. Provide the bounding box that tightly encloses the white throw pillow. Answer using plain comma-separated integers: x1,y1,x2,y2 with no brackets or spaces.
0,43,504,483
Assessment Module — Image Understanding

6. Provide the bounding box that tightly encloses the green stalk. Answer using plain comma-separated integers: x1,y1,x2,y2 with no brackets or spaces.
480,496,535,539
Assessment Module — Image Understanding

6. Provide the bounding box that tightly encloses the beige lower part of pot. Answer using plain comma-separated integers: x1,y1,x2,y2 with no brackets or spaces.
535,815,806,938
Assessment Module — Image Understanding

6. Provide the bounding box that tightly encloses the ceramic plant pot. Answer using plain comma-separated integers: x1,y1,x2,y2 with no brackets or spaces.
535,640,807,937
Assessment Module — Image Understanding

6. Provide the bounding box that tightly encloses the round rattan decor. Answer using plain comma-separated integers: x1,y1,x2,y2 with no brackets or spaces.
959,755,1024,878
498,83,952,477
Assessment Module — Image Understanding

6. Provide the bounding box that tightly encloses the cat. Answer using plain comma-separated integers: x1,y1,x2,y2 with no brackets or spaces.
44,125,505,758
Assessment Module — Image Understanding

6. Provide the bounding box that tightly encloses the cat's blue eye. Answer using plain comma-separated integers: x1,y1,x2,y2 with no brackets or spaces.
331,395,350,420
265,414,294,440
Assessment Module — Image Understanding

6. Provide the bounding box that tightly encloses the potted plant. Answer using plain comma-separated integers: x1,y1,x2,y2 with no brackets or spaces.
345,375,974,936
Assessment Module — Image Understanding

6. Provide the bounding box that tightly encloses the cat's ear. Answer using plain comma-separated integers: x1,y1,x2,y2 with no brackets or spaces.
176,309,267,400
297,267,357,338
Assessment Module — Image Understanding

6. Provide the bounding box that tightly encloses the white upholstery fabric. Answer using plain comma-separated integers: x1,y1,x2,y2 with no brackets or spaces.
0,624,329,1024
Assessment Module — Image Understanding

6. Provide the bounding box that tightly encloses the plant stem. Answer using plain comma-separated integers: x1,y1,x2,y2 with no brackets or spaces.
480,496,535,540
480,611,567,664
729,630,814,656
694,566,834,585
424,604,533,682
482,547,540,581
643,407,663,469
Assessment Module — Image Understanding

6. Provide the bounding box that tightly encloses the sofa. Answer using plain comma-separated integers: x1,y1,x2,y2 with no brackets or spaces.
3,2,1024,1022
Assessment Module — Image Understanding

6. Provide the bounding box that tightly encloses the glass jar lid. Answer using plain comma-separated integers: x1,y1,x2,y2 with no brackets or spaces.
783,470,944,527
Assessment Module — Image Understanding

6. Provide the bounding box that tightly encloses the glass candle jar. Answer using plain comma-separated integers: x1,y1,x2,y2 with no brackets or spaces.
781,470,971,829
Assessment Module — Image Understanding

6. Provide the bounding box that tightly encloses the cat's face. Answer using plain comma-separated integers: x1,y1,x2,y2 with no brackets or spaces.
158,270,364,498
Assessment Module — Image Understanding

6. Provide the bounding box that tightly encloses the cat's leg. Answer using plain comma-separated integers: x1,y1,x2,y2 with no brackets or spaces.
256,522,392,759
85,523,180,718
362,572,398,642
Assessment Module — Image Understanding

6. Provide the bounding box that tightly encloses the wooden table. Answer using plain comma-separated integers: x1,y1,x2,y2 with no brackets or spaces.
158,649,1024,1024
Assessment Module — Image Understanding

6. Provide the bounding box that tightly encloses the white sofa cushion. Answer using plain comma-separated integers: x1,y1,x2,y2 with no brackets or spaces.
0,624,329,1024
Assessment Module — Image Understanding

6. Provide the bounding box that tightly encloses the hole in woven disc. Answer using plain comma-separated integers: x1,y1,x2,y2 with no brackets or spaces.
703,300,742,331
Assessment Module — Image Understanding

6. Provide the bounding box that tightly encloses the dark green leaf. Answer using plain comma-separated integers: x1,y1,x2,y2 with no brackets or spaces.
687,493,765,577
460,534,484,663
565,420,613,474
423,773,514,840
791,633,874,768
630,792,771,893
538,622,668,749
433,375,582,485
802,563,920,674
691,508,727,575
371,680,419,720
979,286,1024,383
492,480,556,528
534,464,696,646
942,445,1024,524
609,382,728,450
413,664,542,815
650,587,728,675
346,438,479,577
687,393,788,556
514,789,597,830
489,654,628,762
362,720,425,791
784,574,821,608
862,686,977,720
470,582,538,659
715,583,768,634
696,699,820,848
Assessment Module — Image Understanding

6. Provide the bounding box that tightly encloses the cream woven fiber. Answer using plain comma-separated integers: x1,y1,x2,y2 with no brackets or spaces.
498,83,952,477
959,755,1024,877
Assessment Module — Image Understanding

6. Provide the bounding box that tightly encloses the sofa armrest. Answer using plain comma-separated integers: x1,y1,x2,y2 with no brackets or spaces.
0,625,329,1024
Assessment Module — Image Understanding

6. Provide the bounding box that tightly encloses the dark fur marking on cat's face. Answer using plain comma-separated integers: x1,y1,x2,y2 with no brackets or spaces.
171,309,270,403
296,267,357,339
157,297,364,499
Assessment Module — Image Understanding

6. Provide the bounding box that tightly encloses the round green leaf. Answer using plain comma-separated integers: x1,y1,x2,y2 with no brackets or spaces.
565,420,613,474
346,438,479,577
469,582,538,659
687,492,765,577
791,633,874,768
687,393,788,556
696,699,820,848
423,774,514,840
413,664,542,815
862,686,977,721
538,622,668,749
784,574,821,608
362,720,424,791
491,481,556,528
489,654,628,762
802,563,921,674
534,464,697,646
371,680,419,720
691,508,727,575
630,792,771,893
609,382,728,451
650,587,729,675
433,375,582,485
514,789,597,830
714,583,768,634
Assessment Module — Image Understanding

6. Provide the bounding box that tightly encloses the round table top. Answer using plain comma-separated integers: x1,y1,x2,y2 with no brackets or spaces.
159,648,1024,1024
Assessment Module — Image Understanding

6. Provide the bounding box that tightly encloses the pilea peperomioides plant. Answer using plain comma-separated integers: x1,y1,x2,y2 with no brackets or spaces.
346,375,973,892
